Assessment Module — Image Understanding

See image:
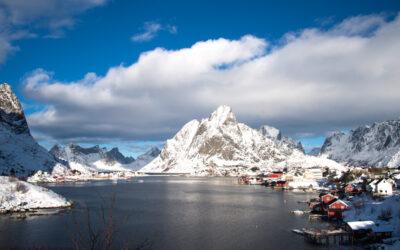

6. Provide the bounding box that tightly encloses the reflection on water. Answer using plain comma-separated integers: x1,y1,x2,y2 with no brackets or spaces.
0,177,326,249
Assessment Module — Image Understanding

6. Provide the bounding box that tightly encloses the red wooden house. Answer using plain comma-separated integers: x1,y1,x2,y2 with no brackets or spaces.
275,180,288,188
268,172,283,178
321,194,337,204
327,199,348,218
345,184,355,193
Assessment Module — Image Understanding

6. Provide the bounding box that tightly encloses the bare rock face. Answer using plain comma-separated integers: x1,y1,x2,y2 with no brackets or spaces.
50,143,159,172
320,119,400,167
0,83,64,176
259,125,304,153
0,83,29,134
141,105,343,175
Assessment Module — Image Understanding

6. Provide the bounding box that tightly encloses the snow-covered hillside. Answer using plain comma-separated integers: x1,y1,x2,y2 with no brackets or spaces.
50,144,159,172
0,176,71,213
320,119,400,167
0,83,66,176
258,125,304,153
308,147,321,156
141,105,344,175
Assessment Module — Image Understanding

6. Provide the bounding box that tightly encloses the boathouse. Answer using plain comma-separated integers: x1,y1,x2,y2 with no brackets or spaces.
345,221,375,240
275,180,288,188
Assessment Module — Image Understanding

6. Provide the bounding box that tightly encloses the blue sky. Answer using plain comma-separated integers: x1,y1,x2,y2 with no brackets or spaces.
1,0,400,156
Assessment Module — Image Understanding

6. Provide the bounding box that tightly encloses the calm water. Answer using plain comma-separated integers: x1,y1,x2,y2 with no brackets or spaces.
0,177,330,249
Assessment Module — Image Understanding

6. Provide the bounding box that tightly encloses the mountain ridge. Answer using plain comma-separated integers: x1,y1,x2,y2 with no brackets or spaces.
141,105,344,175
320,118,400,167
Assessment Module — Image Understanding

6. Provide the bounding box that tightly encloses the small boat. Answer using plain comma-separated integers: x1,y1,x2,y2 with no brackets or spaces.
292,229,304,235
291,210,304,215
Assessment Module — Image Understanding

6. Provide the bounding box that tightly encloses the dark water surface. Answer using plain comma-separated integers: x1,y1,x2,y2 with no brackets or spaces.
0,177,330,249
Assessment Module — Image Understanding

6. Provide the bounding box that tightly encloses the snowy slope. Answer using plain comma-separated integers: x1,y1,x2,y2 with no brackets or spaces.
320,119,400,167
0,83,66,176
141,105,344,175
307,147,321,156
259,125,305,153
127,147,161,171
0,176,71,212
50,144,159,172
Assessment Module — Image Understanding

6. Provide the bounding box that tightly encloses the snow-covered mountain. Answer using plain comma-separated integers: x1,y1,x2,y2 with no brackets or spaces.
320,119,400,167
258,125,304,153
308,147,321,156
0,83,67,176
127,147,161,171
50,144,159,172
141,105,344,175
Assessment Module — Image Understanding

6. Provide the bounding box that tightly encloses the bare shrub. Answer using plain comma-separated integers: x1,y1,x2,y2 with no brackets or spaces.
370,206,375,215
65,193,149,250
379,206,392,221
8,176,16,182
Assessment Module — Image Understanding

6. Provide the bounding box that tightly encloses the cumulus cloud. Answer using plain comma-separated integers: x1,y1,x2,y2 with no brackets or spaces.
0,0,107,64
131,21,177,42
23,14,400,143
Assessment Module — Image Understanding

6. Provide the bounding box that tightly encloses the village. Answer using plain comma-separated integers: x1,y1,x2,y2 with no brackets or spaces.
238,166,400,248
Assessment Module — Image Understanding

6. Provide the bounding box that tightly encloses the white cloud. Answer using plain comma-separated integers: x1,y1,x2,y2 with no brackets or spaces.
23,14,400,143
0,0,107,64
131,21,177,42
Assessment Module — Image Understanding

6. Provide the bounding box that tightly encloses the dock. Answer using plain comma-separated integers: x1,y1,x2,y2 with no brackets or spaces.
302,228,350,245
308,214,325,221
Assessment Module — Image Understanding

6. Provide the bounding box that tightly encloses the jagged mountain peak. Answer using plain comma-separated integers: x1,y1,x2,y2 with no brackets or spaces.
259,125,282,140
0,83,30,135
66,143,104,155
145,146,161,157
208,105,237,126
0,83,23,115
258,125,304,153
141,106,342,175
0,83,66,176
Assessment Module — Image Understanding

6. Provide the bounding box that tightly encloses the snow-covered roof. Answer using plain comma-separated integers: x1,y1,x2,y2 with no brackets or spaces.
329,199,348,207
346,221,375,230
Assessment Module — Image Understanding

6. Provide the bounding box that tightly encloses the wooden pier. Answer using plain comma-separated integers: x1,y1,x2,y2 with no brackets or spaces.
302,228,350,245
308,214,326,221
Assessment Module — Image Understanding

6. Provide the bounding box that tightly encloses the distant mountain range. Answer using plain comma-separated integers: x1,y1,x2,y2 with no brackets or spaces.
320,119,400,167
141,105,344,175
50,144,160,172
2,81,398,176
258,125,304,153
0,83,159,176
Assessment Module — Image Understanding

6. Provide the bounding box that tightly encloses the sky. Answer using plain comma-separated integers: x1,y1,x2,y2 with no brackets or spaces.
1,0,400,156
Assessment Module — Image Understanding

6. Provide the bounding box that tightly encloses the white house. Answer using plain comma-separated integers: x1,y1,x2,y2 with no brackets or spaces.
375,179,393,196
303,168,323,180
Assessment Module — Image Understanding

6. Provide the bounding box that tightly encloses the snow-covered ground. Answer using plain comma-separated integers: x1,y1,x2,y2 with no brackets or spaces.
343,194,400,248
0,176,71,213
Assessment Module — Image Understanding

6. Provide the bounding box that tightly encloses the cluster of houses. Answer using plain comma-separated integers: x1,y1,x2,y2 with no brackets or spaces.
238,167,399,246
309,193,348,219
